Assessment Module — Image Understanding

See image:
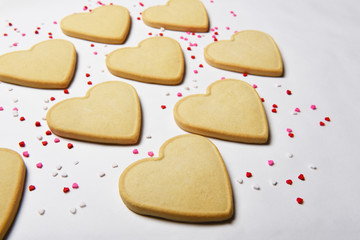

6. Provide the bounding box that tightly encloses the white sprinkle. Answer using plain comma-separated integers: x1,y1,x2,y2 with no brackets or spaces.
99,172,105,177
160,27,165,32
165,92,170,96
12,111,18,117
193,85,198,88
37,135,43,141
70,208,77,214
146,135,152,139
101,69,105,72
8,87,13,91
42,116,46,121
276,83,282,87
43,106,48,110
73,160,79,165
112,163,118,168
80,202,86,208
192,79,197,82
292,111,298,115
236,178,243,184
61,172,68,178
52,172,58,177
287,152,294,158
309,164,317,170
56,165,62,170
271,180,278,186
253,184,260,190
38,209,45,215
44,99,49,103
185,86,190,91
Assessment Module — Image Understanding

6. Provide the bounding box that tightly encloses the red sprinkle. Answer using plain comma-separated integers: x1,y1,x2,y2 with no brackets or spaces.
29,185,36,191
187,47,191,51
87,81,92,85
35,30,39,34
286,90,292,95
272,104,278,108
67,143,74,149
148,32,152,36
261,98,265,102
8,22,12,27
246,172,252,178
243,73,248,77
298,174,305,181
137,17,141,20
35,121,41,127
272,109,277,113
19,141,25,147
286,179,293,185
191,55,195,59
159,33,163,36
90,43,95,47
63,187,70,193
45,130,52,136
161,105,166,109
42,141,48,146
64,89,69,94
320,121,325,126
20,116,25,121
50,97,55,101
325,117,331,122
85,73,90,77
296,197,304,204
288,133,294,138
199,64,203,68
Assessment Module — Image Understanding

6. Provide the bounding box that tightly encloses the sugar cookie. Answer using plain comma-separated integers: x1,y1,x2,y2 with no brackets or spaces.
46,81,141,144
174,79,269,143
0,148,26,240
106,37,184,85
142,0,209,32
119,134,233,222
204,30,283,77
60,5,130,44
0,39,76,89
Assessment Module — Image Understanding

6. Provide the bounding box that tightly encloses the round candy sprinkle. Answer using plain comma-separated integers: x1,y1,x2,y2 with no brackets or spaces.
310,105,317,110
36,162,43,168
132,149,139,154
325,117,331,122
54,138,60,143
38,209,45,215
148,151,154,157
70,208,77,214
35,121,41,127
29,185,36,191
246,172,252,178
320,121,325,126
67,143,73,149
236,178,243,184
99,172,106,177
19,141,25,147
298,174,305,181
268,160,274,166
63,187,70,193
23,151,29,157
286,179,293,185
72,183,79,189
253,184,260,190
80,202,86,208
177,92,182,97
296,197,304,204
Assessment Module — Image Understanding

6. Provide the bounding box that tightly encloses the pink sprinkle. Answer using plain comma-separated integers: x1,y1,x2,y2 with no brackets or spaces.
139,2,144,7
13,107,18,111
133,149,139,154
197,35,202,38
177,92,182,97
180,36,184,39
72,183,79,189
54,138,60,143
148,151,154,157
268,160,274,166
194,70,198,74
310,105,317,110
210,28,214,32
83,6,88,11
23,151,29,158
230,11,234,14
184,38,188,41
226,27,230,30
221,77,226,80
294,108,300,112
186,32,191,35
22,33,26,36
252,84,257,88
93,51,98,55
193,43,198,47
12,43,18,47
36,162,43,168
215,27,218,30
286,128,293,133
53,21,57,24
233,14,237,17
0,107,3,111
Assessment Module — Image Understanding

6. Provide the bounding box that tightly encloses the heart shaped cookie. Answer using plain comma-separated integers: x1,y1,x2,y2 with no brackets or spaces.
0,39,76,89
46,81,141,144
0,148,26,240
142,0,209,32
60,5,130,44
204,30,283,77
106,37,184,85
119,134,233,222
174,79,269,143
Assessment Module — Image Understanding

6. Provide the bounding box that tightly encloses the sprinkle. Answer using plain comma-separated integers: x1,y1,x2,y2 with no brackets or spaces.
177,92,182,97
36,162,43,168
236,178,243,184
54,138,60,143
309,165,317,170
161,105,166,109
38,209,45,215
44,99,49,103
132,149,139,154
325,117,331,122
23,151,29,158
45,130,52,135
276,83,282,87
296,197,304,204
294,108,300,112
50,97,55,101
146,135,152,139
85,73,90,77
61,173,68,178
243,73,248,77
56,165,62,170
193,70,198,74
70,208,77,214
42,141,48,146
287,153,294,158
52,172,58,177
29,185,36,191
252,84,257,88
199,64,203,68
310,105,317,110
63,187,70,193
288,133,294,138
64,89,69,94
87,81,92,85
37,135,43,141
271,180,278,186
80,202,86,208
286,90,292,95
20,116,25,121
112,163,118,168
0,107,3,111
93,51,98,55
246,172,252,178
320,121,325,126
298,174,305,181
73,160,79,165
286,128,292,133
72,183,79,189
19,141,25,147
268,160,274,166
286,179,293,185
43,106,48,110
272,104,278,108
67,143,73,149
252,184,260,190
35,121,41,127
272,109,277,113
148,151,154,157
99,172,105,177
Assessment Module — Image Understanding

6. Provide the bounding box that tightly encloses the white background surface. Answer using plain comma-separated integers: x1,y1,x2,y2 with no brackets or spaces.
0,0,359,239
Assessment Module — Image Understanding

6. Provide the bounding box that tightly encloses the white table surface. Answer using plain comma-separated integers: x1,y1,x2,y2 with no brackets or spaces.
1,0,359,239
